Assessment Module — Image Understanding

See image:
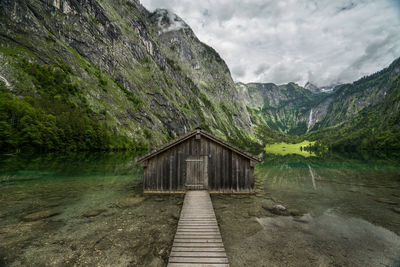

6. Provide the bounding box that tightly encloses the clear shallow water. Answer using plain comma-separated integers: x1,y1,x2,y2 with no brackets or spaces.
258,154,400,232
1,152,400,266
0,152,142,225
0,152,182,266
213,153,400,267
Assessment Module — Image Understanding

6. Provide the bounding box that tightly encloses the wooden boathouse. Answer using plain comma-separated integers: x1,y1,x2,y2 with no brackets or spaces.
136,128,261,193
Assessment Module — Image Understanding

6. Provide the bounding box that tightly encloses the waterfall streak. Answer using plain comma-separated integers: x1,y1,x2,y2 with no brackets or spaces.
307,109,313,132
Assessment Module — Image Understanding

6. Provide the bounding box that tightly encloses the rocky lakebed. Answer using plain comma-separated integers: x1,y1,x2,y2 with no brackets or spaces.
1,153,400,266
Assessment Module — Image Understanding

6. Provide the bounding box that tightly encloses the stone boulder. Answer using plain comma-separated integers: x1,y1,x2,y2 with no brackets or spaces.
117,197,144,208
22,210,59,221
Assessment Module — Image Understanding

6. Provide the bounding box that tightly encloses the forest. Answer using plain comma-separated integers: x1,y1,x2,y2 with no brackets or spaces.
0,61,147,152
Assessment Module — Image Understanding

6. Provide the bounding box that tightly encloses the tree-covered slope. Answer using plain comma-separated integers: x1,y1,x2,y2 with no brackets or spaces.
0,0,254,152
1,0,399,153
306,60,400,151
239,57,400,151
238,82,330,135
313,57,400,130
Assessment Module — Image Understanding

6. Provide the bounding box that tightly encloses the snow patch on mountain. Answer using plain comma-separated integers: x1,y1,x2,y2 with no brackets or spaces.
304,81,337,93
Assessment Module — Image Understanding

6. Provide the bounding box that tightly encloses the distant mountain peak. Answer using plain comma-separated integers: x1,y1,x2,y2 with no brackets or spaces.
304,81,319,92
153,9,189,34
304,81,337,93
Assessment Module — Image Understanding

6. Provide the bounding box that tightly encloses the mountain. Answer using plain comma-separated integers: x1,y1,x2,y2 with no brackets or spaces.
307,58,400,150
312,58,400,130
237,82,330,135
0,0,253,152
0,0,399,153
239,57,400,150
304,82,337,93
304,82,319,93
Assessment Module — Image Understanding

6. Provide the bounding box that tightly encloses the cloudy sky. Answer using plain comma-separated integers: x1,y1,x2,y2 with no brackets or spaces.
140,0,400,87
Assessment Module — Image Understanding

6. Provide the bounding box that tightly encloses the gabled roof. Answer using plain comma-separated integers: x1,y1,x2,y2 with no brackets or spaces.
136,128,262,163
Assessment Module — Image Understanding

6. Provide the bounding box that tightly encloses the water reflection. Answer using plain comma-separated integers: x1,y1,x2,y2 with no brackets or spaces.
257,153,400,234
214,152,400,267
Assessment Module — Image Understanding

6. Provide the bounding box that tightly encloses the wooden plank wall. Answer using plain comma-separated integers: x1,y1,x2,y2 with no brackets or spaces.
143,136,254,192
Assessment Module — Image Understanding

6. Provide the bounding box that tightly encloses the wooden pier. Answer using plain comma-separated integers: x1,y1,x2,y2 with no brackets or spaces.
168,190,229,267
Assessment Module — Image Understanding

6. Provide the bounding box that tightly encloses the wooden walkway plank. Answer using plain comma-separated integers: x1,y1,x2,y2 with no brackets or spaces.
168,190,230,267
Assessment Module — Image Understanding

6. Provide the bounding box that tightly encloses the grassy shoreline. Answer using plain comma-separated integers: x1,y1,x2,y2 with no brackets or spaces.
265,141,316,156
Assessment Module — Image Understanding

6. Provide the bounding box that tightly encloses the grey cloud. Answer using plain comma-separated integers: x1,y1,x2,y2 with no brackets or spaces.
337,2,357,13
232,65,246,78
267,64,303,85
254,64,270,76
141,0,400,85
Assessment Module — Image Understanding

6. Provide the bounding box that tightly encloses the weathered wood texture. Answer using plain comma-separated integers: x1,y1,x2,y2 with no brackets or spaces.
143,135,255,192
168,190,229,267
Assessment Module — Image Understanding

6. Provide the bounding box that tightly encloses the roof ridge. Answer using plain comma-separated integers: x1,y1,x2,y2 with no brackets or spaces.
136,128,261,162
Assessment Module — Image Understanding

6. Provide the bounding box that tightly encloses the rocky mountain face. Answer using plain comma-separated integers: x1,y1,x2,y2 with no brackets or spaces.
307,59,400,150
0,0,398,152
313,58,400,130
238,57,400,140
304,82,337,93
0,0,253,151
304,82,319,93
237,82,329,135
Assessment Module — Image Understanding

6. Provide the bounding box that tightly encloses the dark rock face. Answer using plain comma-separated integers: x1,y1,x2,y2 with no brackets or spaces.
238,82,330,135
1,0,398,148
238,57,400,136
0,0,255,149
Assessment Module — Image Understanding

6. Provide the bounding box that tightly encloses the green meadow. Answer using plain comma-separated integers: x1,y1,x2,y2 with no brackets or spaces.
265,141,316,157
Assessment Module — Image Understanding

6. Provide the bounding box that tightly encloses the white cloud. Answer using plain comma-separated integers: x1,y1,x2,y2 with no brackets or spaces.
140,0,400,86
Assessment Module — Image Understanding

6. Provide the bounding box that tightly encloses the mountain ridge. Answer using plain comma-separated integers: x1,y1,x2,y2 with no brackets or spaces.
0,0,255,152
0,0,399,152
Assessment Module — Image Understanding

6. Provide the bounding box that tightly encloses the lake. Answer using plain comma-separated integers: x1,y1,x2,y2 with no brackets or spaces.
1,152,399,266
0,152,182,266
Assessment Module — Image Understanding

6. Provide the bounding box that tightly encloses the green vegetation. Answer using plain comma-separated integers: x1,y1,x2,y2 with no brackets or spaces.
0,61,147,153
307,76,400,152
249,57,400,154
1,0,399,156
265,141,316,157
245,82,329,135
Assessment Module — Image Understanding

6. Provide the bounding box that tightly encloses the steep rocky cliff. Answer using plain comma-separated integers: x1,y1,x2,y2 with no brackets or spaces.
0,0,253,151
1,0,399,152
313,57,400,130
237,82,329,135
238,57,400,140
305,58,400,150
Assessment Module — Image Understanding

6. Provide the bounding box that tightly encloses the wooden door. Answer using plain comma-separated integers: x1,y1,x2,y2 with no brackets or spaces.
185,156,208,190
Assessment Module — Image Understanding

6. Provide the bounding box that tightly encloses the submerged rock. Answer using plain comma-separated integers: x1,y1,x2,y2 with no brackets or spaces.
375,198,398,205
261,203,273,211
273,204,286,211
82,209,106,217
392,207,400,214
271,205,287,215
289,209,304,217
22,210,59,221
261,203,304,217
117,197,144,208
262,203,291,215
293,213,312,223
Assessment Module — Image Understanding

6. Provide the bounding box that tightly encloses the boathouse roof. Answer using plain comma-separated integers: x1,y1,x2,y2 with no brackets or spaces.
136,128,262,163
